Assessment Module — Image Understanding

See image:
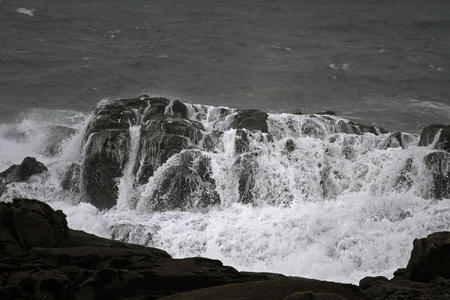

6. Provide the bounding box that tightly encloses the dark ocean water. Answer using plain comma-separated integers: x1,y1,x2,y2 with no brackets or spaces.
1,0,449,132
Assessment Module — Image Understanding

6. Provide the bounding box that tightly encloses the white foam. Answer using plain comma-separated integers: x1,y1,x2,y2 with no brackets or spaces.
0,106,448,285
16,7,35,17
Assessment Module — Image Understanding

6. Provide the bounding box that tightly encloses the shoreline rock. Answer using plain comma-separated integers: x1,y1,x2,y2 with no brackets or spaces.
0,198,448,299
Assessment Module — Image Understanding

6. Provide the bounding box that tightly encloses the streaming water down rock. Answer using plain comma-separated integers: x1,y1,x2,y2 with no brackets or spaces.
0,97,448,283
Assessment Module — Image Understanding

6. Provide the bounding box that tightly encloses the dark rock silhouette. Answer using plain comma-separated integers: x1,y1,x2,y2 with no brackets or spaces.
0,157,47,196
230,109,269,133
1,198,448,299
419,124,450,152
359,232,450,300
424,151,450,199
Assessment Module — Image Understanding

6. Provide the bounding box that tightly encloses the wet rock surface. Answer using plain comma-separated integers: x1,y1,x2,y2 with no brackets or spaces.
424,151,450,199
0,199,284,300
0,157,47,196
419,124,450,152
359,232,450,300
1,199,448,299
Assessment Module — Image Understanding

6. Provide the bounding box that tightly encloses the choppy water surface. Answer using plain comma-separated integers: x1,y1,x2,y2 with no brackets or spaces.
1,0,450,131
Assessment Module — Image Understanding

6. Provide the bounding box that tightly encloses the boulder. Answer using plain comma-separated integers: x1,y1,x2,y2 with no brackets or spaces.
230,109,268,133
403,231,450,282
0,198,69,255
419,124,450,151
359,232,450,300
0,198,285,300
144,150,220,211
0,157,47,185
423,151,450,199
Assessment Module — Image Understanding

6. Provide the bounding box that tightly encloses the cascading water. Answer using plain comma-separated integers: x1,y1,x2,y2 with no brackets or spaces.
0,99,448,284
117,125,141,210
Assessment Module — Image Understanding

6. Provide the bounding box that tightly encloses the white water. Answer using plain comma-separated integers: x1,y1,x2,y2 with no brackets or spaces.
117,125,141,210
0,104,449,284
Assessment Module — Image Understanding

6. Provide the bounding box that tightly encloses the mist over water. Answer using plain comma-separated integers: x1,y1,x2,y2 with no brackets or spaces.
0,102,448,284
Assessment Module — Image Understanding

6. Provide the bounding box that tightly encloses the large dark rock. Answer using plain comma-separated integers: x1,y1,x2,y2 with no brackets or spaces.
0,157,48,196
423,151,450,199
0,198,69,255
230,109,268,133
0,198,284,300
419,124,450,152
79,97,206,210
359,232,450,300
163,278,369,300
80,97,156,209
403,231,450,282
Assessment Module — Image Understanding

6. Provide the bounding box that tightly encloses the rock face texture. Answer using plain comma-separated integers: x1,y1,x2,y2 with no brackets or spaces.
0,198,448,300
74,96,275,210
0,198,284,300
359,232,450,300
419,124,450,151
0,157,47,197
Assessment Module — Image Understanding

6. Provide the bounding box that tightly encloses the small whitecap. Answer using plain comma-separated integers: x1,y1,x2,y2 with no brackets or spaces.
16,7,35,16
342,64,350,71
328,64,337,70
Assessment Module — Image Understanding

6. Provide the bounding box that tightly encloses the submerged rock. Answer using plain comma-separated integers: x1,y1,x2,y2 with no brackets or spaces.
419,124,450,151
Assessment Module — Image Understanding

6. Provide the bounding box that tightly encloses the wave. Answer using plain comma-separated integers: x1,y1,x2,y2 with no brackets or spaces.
0,97,448,283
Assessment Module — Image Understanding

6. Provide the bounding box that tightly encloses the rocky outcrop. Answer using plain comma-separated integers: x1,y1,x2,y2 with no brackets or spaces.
1,198,448,299
359,232,450,300
419,125,450,151
230,109,268,133
79,96,208,210
0,198,368,300
145,150,220,211
423,151,450,199
0,157,47,196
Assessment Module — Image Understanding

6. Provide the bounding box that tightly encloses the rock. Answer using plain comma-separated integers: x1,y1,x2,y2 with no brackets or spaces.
230,109,268,133
61,163,81,192
0,198,69,255
136,116,203,184
359,232,450,300
144,150,220,211
235,153,257,204
170,99,188,119
81,97,149,209
163,278,368,300
336,120,386,136
0,157,47,184
419,124,450,151
0,198,285,300
423,151,450,199
1,199,448,300
403,231,450,282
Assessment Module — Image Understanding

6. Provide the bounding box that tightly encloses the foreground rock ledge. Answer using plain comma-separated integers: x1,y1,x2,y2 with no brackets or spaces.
0,199,448,300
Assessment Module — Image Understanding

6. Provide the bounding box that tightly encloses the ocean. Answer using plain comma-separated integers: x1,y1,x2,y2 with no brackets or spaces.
0,0,449,284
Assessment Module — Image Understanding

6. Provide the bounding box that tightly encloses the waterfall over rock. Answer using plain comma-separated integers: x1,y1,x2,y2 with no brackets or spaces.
1,97,448,283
